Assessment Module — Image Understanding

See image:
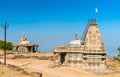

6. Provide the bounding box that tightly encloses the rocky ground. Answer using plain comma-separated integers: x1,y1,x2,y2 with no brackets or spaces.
0,63,32,77
0,51,120,77
106,58,120,71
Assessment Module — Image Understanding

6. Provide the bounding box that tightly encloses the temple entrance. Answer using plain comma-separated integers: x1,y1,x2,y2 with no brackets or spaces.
60,53,66,64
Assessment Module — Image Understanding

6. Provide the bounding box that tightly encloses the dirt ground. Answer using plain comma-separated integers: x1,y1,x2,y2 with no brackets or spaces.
0,63,32,77
0,52,120,77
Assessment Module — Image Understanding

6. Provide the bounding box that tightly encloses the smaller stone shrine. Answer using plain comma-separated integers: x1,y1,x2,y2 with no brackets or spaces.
13,34,39,53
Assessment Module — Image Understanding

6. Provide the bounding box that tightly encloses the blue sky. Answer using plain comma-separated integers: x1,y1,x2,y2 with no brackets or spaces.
0,0,120,57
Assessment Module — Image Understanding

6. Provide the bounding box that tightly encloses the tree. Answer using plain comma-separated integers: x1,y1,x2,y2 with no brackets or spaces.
118,46,120,56
0,40,13,50
0,40,4,50
114,46,120,61
6,42,13,50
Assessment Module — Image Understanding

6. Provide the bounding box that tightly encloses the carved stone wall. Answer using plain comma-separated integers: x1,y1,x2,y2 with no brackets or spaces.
18,46,28,52
67,53,83,67
82,54,106,70
54,20,106,70
84,22,106,52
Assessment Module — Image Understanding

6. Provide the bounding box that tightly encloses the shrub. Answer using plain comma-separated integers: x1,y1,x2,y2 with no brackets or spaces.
0,40,13,50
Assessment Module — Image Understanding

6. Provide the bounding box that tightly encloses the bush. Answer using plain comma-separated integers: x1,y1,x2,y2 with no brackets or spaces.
114,57,120,61
114,46,120,61
114,56,120,61
0,40,13,50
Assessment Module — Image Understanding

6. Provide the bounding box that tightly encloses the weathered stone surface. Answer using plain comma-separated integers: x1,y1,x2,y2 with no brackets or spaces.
84,22,106,52
54,19,106,70
12,34,39,53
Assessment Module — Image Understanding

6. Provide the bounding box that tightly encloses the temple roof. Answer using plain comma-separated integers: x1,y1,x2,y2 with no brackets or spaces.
54,19,106,53
13,34,39,47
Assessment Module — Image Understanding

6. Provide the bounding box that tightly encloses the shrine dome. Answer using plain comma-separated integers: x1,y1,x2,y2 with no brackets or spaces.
69,34,81,47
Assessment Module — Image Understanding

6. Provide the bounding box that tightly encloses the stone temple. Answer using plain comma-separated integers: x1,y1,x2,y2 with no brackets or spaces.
13,34,39,53
54,19,106,70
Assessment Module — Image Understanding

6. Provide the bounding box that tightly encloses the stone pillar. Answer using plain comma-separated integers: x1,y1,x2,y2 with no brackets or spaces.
31,46,33,52
54,53,59,65
36,46,38,51
58,53,61,64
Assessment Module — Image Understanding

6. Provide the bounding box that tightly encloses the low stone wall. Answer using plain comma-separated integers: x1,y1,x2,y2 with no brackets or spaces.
8,55,54,60
0,52,54,61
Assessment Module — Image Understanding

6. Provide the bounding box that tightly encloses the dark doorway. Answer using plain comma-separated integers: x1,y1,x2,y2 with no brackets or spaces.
60,53,66,64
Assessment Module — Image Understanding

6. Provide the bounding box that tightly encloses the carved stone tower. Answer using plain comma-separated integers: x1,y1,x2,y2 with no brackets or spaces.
84,20,106,52
82,19,106,70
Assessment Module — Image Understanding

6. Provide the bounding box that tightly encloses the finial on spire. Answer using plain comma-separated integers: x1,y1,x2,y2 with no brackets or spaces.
95,7,98,23
95,8,98,14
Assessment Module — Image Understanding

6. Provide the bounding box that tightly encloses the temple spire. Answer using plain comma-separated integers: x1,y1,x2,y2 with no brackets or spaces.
19,34,27,43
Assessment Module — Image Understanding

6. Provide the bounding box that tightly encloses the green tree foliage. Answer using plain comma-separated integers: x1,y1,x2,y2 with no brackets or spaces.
0,40,4,50
118,46,120,56
0,40,13,50
114,46,120,61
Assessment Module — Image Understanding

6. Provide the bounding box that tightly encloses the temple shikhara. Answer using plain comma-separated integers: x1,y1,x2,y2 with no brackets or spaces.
13,34,39,53
54,19,106,70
